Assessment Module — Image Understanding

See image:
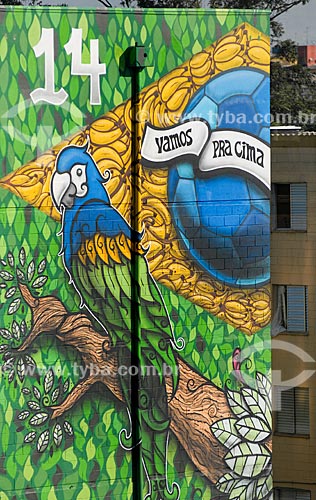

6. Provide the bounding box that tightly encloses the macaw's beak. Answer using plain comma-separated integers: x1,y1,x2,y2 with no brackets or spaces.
51,171,76,211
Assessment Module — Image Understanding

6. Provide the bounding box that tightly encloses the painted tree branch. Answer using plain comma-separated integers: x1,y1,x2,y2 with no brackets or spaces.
17,284,271,485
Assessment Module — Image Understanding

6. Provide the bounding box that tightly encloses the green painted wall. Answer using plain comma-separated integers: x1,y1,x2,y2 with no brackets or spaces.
0,8,271,499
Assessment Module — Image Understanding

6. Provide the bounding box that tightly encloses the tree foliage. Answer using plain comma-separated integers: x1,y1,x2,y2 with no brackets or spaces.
271,62,316,129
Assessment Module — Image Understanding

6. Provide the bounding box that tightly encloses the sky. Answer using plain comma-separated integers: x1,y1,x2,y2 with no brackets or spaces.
43,0,316,44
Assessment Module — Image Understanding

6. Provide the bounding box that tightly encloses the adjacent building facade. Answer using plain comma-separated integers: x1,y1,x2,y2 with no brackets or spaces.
272,131,316,500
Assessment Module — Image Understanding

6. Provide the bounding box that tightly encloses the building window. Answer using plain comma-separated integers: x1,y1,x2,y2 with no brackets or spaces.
273,183,307,230
274,487,311,500
272,285,308,335
275,387,310,436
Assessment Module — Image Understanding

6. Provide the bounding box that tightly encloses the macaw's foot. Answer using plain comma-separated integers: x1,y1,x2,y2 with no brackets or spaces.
145,478,180,500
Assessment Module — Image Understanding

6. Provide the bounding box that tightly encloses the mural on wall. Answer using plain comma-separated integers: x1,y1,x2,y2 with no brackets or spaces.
0,7,271,500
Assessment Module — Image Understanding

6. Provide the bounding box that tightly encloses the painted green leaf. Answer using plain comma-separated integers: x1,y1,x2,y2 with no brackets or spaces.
37,429,50,452
53,423,63,447
24,431,37,444
256,372,272,406
32,276,48,289
30,412,49,426
63,379,69,393
27,260,35,282
25,354,36,367
0,328,12,340
27,401,41,411
224,442,271,478
228,477,255,500
5,286,16,299
17,357,25,382
8,298,21,315
44,369,54,394
37,258,47,274
211,418,241,449
19,247,26,267
216,472,238,494
236,417,270,443
0,270,14,281
18,410,30,420
255,473,273,500
227,390,250,418
51,387,60,403
64,421,74,436
33,387,41,401
241,388,272,427
12,320,20,340
7,252,14,267
21,320,27,337
16,268,25,281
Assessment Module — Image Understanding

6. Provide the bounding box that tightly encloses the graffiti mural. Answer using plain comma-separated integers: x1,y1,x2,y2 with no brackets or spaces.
0,7,271,500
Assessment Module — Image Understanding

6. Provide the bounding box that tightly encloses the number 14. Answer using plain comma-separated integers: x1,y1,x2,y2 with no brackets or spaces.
30,28,106,106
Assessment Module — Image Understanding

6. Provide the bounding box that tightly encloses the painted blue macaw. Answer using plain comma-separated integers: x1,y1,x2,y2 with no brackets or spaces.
51,142,180,500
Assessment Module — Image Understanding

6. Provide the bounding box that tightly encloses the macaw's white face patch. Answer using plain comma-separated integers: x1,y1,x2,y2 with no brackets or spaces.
70,163,88,198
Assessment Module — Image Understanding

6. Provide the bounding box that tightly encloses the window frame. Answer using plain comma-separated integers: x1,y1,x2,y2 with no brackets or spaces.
272,284,308,335
272,182,307,231
274,487,311,500
274,386,310,437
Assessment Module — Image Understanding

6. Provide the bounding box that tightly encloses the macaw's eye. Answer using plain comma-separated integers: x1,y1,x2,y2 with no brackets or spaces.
77,168,82,177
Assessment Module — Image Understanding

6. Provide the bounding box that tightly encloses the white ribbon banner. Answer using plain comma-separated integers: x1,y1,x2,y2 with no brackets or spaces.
141,119,270,188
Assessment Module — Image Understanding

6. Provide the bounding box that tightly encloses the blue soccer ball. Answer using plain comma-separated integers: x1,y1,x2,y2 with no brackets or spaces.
168,68,270,287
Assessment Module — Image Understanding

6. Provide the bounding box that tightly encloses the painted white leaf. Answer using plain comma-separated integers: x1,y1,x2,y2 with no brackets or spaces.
21,320,27,337
224,442,271,478
236,417,271,442
216,472,238,494
0,283,6,289
211,418,241,449
53,423,63,447
27,401,41,411
37,429,49,452
18,410,30,420
22,388,31,395
19,247,26,267
33,387,41,401
51,387,60,403
0,270,14,281
12,320,20,340
0,259,6,266
30,412,49,426
44,369,54,394
227,390,249,418
27,260,35,282
255,473,273,500
228,478,256,500
37,258,46,274
16,268,25,281
8,298,21,315
24,431,37,443
5,286,16,299
256,372,272,410
241,388,272,427
17,357,25,382
0,345,8,353
7,252,14,267
8,369,15,383
25,355,36,367
0,328,12,340
63,421,73,436
63,379,69,393
32,276,48,289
